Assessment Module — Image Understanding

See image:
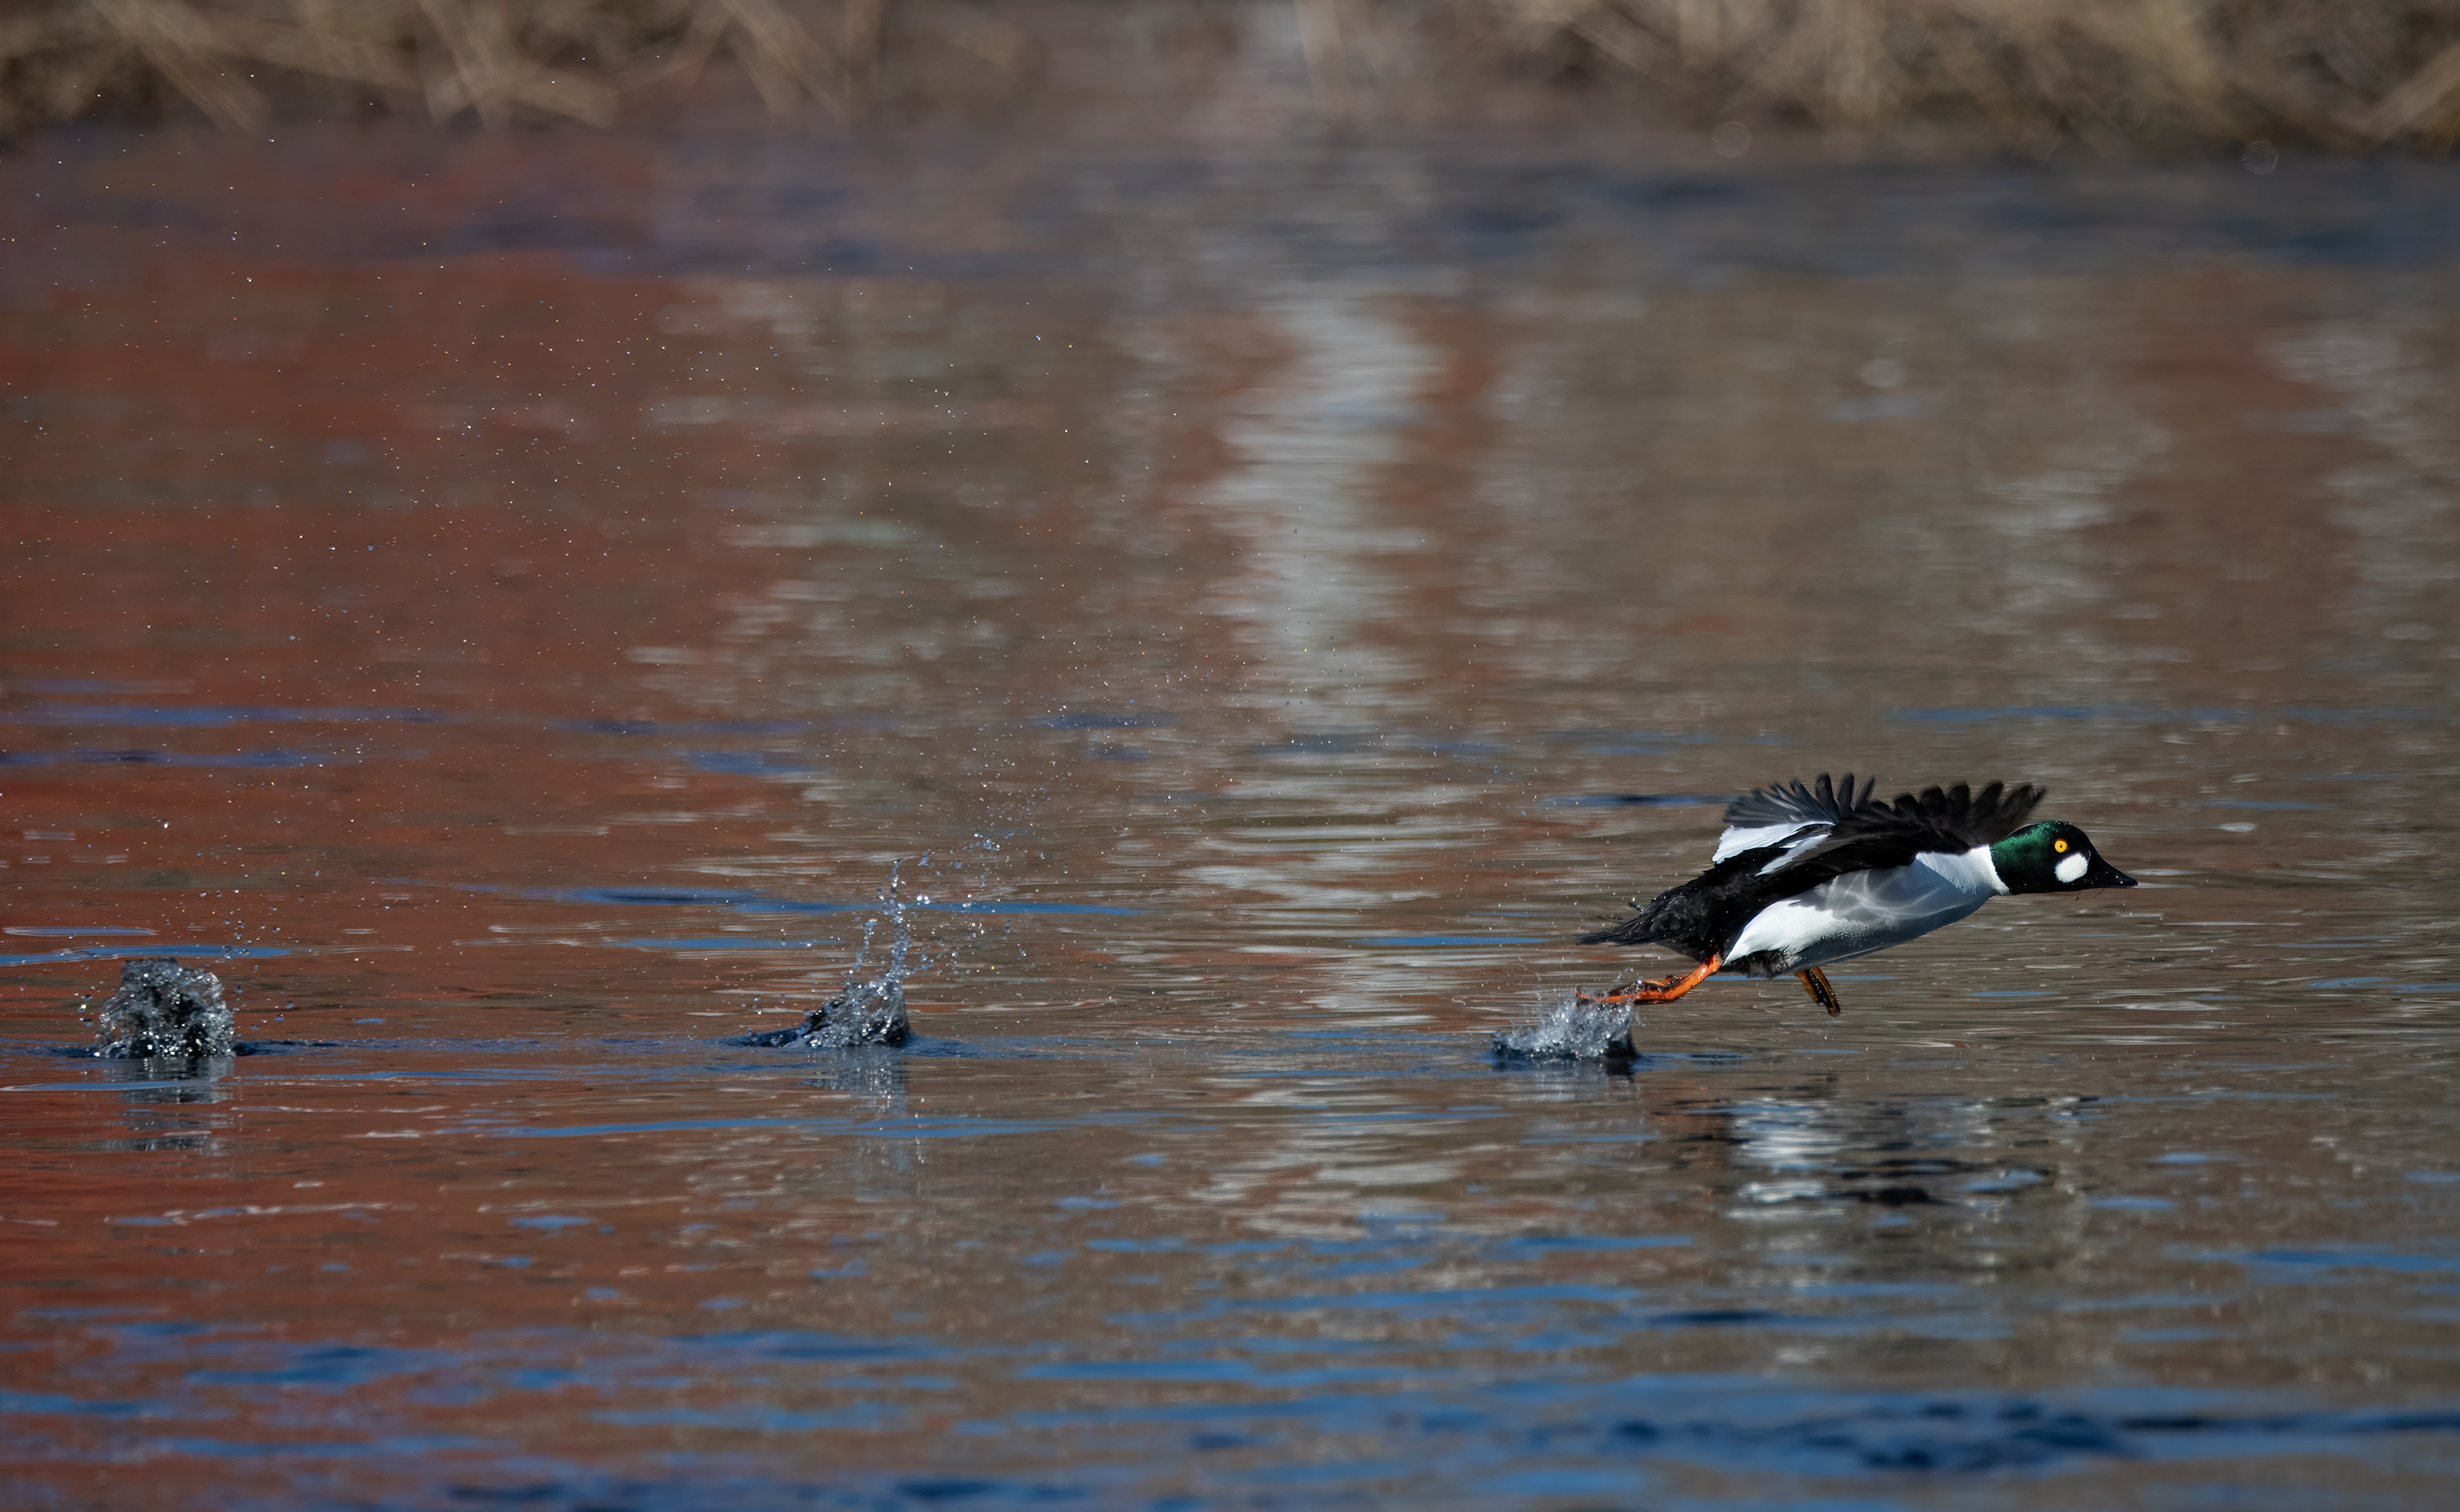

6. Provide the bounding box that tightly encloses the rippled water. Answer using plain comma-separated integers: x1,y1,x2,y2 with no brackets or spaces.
5,127,2460,1509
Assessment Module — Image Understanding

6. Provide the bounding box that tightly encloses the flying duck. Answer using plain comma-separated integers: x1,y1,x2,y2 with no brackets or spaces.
1580,775,2136,1015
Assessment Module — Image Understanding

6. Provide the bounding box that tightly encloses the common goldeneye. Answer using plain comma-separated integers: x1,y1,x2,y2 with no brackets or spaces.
1580,774,2136,1015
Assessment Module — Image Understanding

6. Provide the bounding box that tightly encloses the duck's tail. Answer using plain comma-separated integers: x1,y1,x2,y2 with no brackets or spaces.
1578,904,1667,948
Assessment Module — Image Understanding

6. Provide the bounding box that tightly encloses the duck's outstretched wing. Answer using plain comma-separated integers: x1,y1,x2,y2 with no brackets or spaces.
1717,776,2046,877
1834,781,2046,852
1711,773,1877,864
1760,780,2047,882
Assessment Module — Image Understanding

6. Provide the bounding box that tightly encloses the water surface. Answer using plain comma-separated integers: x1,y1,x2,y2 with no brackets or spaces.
4,127,2460,1509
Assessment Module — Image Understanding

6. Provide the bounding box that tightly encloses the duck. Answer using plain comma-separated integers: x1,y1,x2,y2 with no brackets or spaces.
1578,775,2136,1016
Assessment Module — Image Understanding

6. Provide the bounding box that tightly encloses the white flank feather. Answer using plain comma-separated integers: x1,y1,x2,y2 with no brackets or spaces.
1724,845,2008,972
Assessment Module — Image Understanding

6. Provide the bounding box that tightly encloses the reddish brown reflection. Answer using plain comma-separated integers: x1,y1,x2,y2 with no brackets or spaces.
3,127,2459,1508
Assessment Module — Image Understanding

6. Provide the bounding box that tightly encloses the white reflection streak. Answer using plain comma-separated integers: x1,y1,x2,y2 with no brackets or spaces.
1202,291,1439,716
1184,294,1460,1019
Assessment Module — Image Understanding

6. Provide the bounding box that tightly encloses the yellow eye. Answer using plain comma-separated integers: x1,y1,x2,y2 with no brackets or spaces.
2053,839,2070,853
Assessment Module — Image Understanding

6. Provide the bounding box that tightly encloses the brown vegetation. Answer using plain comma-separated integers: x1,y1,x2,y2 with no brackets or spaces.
7,0,2460,152
1485,0,2460,153
0,0,906,128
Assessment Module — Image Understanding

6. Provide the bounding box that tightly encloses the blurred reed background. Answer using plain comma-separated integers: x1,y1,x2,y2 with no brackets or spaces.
6,0,2460,150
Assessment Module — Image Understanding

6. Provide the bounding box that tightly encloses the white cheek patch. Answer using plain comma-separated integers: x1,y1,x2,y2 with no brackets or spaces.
2054,850,2089,884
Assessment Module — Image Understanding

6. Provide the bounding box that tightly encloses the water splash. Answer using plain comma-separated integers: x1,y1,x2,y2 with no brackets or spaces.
730,863,918,1049
1492,991,1634,1063
89,959,236,1060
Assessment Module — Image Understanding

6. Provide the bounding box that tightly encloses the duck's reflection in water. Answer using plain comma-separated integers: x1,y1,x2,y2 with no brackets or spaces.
1638,1071,2093,1277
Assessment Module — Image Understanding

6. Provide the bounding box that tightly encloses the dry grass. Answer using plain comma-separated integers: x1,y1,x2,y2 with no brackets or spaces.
9,0,2460,152
0,0,896,128
1482,0,2460,153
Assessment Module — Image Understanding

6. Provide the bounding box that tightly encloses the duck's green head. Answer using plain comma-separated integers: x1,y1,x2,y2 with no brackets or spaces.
1989,821,2138,895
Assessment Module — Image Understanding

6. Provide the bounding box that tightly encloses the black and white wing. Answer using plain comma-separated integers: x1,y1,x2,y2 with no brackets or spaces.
1763,779,2048,884
1713,776,2046,878
1831,781,2046,853
1710,773,1877,865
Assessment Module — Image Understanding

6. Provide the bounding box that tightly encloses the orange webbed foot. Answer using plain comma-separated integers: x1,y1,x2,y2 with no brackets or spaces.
1579,954,1721,1006
1797,967,1841,1017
